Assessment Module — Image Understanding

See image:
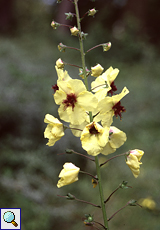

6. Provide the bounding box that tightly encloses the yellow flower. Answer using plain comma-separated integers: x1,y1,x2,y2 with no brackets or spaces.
70,26,79,36
56,58,64,69
54,79,98,125
44,114,64,146
69,120,88,137
57,163,80,188
138,197,156,210
88,8,97,17
91,67,119,96
101,126,127,155
126,149,144,178
55,66,71,82
91,67,119,101
80,121,109,156
98,87,129,124
91,64,104,77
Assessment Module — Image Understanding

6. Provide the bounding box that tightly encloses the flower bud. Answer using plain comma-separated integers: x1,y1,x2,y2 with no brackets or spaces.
80,31,88,40
51,20,60,29
119,181,130,189
58,43,66,52
79,67,90,79
70,26,79,36
103,42,111,52
128,199,137,206
56,58,64,69
66,193,75,200
65,149,74,154
83,214,93,226
65,12,74,21
91,64,104,77
88,8,97,17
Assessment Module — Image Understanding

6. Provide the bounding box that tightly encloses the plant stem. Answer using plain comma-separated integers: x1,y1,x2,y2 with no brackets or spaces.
80,170,98,180
74,1,109,228
104,186,120,203
74,0,89,90
86,43,104,53
66,149,95,162
100,153,126,167
95,156,109,229
57,194,101,208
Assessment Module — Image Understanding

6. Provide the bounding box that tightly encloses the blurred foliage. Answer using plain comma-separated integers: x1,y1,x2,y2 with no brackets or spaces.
0,0,160,230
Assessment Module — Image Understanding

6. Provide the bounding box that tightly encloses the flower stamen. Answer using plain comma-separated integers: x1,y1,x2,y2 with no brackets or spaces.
112,101,126,119
63,93,77,110
89,123,99,134
108,81,117,96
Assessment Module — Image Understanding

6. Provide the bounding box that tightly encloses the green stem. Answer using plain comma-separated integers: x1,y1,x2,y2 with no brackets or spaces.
95,156,109,229
74,1,109,228
74,0,89,90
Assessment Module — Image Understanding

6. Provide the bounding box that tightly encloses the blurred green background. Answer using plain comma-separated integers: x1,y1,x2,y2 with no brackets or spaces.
0,0,160,229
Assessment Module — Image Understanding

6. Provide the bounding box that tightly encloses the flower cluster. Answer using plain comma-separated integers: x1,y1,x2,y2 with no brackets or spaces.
44,59,144,187
44,1,144,192
45,64,129,155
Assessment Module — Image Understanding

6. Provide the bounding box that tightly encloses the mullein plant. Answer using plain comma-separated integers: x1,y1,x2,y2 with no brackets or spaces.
44,0,144,229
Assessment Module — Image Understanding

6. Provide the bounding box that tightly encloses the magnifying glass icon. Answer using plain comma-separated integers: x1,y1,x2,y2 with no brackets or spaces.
3,211,18,227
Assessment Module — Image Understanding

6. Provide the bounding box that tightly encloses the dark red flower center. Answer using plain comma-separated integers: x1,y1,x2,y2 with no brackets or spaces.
112,101,126,119
108,81,117,96
52,84,59,93
89,124,99,134
63,93,77,110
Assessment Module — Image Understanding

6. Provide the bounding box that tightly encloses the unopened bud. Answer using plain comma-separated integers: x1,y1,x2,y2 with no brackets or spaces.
66,193,75,200
119,181,130,189
128,199,137,206
58,43,66,52
65,149,74,154
65,12,74,21
88,8,97,17
103,42,111,52
51,21,60,29
56,58,64,69
83,214,93,226
79,67,90,79
70,26,79,36
80,31,88,40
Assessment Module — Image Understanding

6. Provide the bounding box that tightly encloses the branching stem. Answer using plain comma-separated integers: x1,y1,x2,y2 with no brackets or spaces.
57,194,101,208
100,153,126,167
